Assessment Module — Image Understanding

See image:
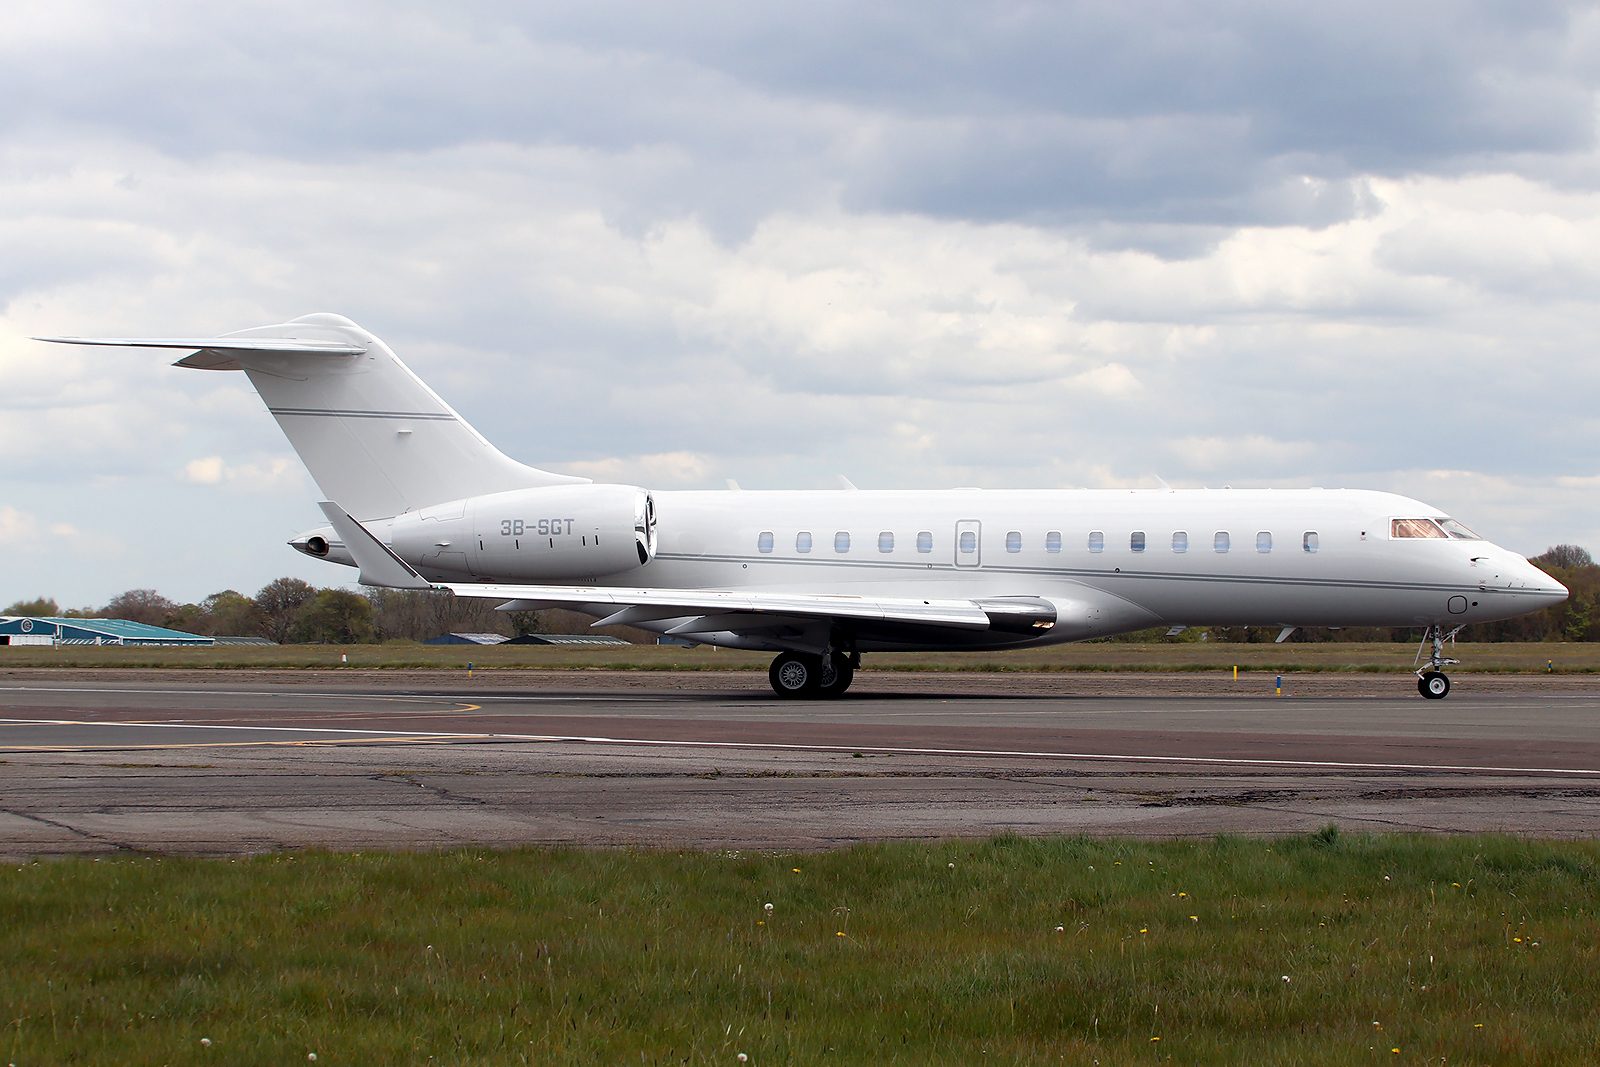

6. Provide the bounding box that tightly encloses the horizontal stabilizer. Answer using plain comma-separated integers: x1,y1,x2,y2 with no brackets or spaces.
34,336,366,355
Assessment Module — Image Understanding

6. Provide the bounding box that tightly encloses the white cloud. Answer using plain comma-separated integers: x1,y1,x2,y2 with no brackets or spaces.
182,455,304,491
565,451,713,486
0,506,40,546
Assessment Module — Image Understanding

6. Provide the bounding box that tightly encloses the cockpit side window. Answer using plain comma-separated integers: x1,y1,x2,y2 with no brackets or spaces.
1391,518,1448,539
1436,517,1483,540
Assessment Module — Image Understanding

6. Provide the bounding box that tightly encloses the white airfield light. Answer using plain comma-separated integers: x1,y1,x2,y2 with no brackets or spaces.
37,314,1567,700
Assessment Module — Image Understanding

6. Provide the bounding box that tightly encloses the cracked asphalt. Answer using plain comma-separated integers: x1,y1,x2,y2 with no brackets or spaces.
2,668,1599,857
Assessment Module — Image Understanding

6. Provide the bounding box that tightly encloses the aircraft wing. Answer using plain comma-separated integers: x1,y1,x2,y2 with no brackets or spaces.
317,501,1057,638
447,583,1000,631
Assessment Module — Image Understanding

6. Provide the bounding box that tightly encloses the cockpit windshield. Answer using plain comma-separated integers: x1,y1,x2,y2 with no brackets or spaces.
1390,517,1484,540
1435,517,1482,540
1391,518,1447,539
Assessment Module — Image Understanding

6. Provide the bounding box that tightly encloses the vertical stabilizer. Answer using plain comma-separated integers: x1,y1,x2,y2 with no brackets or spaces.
39,313,587,519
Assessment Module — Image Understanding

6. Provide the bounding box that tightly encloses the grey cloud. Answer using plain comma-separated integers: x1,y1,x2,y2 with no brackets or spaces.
3,1,1593,246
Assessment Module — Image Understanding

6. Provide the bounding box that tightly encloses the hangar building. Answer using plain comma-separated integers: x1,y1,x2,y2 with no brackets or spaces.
0,617,215,647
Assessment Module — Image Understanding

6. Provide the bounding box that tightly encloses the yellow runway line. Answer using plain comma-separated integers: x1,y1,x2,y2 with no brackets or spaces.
0,735,468,754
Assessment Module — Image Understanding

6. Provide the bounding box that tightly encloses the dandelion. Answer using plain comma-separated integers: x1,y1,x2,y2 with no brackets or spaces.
1391,1048,1400,1054
1514,937,1523,944
1150,1036,1160,1043
836,931,845,938
1474,1023,1484,1030
1452,882,1461,888
1178,892,1188,899
792,867,801,873
756,921,765,927
1139,927,1148,935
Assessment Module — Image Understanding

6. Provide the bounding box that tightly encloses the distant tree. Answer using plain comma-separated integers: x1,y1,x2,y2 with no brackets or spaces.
102,589,177,626
288,589,376,644
254,578,318,644
163,603,208,634
203,590,267,638
1533,545,1594,570
365,587,515,642
3,597,59,617
506,609,543,637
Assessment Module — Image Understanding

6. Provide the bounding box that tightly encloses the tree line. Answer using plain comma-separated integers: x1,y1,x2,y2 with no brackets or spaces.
5,544,1593,646
1,582,641,645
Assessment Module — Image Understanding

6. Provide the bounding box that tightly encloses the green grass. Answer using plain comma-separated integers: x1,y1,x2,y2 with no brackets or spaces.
0,640,1593,672
4,835,1600,1064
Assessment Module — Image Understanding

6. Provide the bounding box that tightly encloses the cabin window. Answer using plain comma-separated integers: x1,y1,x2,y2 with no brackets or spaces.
1214,531,1230,553
1172,531,1189,553
1005,531,1022,553
1046,531,1063,553
834,531,851,553
796,532,812,553
757,531,774,554
878,531,894,553
1303,531,1319,554
959,530,977,554
1256,531,1272,553
1086,531,1103,553
917,531,933,553
1391,518,1448,539
1130,531,1146,553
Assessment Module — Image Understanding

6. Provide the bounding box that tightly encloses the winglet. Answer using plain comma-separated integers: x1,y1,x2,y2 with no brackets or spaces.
317,502,431,589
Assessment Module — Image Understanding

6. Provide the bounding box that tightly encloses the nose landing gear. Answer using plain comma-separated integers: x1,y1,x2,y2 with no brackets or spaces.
1415,624,1462,699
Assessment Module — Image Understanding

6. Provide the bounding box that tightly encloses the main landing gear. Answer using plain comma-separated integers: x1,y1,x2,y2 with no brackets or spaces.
769,650,856,699
1415,623,1462,700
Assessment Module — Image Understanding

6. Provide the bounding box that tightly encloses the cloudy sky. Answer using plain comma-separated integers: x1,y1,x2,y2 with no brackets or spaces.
2,1,1598,609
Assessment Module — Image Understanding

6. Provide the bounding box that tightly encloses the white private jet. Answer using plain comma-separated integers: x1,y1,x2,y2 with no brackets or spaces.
40,314,1567,699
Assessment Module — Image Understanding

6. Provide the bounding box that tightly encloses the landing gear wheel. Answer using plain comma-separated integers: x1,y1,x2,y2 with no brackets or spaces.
816,652,854,699
1418,671,1450,699
769,652,820,699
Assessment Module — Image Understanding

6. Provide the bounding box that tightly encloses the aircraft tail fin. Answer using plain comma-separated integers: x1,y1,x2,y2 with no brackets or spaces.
39,313,587,519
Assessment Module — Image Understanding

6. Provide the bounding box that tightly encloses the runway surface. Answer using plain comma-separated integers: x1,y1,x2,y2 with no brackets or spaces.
3,669,1600,856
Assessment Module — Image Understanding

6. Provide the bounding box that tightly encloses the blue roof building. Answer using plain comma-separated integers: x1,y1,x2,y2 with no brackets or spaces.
0,617,214,646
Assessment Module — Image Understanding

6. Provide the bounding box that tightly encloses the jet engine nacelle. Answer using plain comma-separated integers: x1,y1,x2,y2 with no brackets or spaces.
388,484,657,582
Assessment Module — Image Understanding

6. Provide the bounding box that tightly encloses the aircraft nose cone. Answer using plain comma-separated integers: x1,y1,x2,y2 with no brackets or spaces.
1519,558,1568,604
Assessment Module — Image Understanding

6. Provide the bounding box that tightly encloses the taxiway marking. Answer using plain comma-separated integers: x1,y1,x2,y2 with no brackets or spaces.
3,716,1599,777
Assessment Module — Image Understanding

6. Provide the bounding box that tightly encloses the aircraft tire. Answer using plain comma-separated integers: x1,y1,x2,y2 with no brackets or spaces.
770,652,820,698
815,653,854,699
1418,671,1450,699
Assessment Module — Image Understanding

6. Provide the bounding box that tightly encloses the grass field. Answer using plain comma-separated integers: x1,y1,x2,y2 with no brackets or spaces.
3,834,1598,1064
0,639,1591,673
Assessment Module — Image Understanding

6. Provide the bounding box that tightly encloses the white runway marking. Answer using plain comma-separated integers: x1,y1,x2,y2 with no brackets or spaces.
3,716,1598,777
0,685,624,703
0,717,465,737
